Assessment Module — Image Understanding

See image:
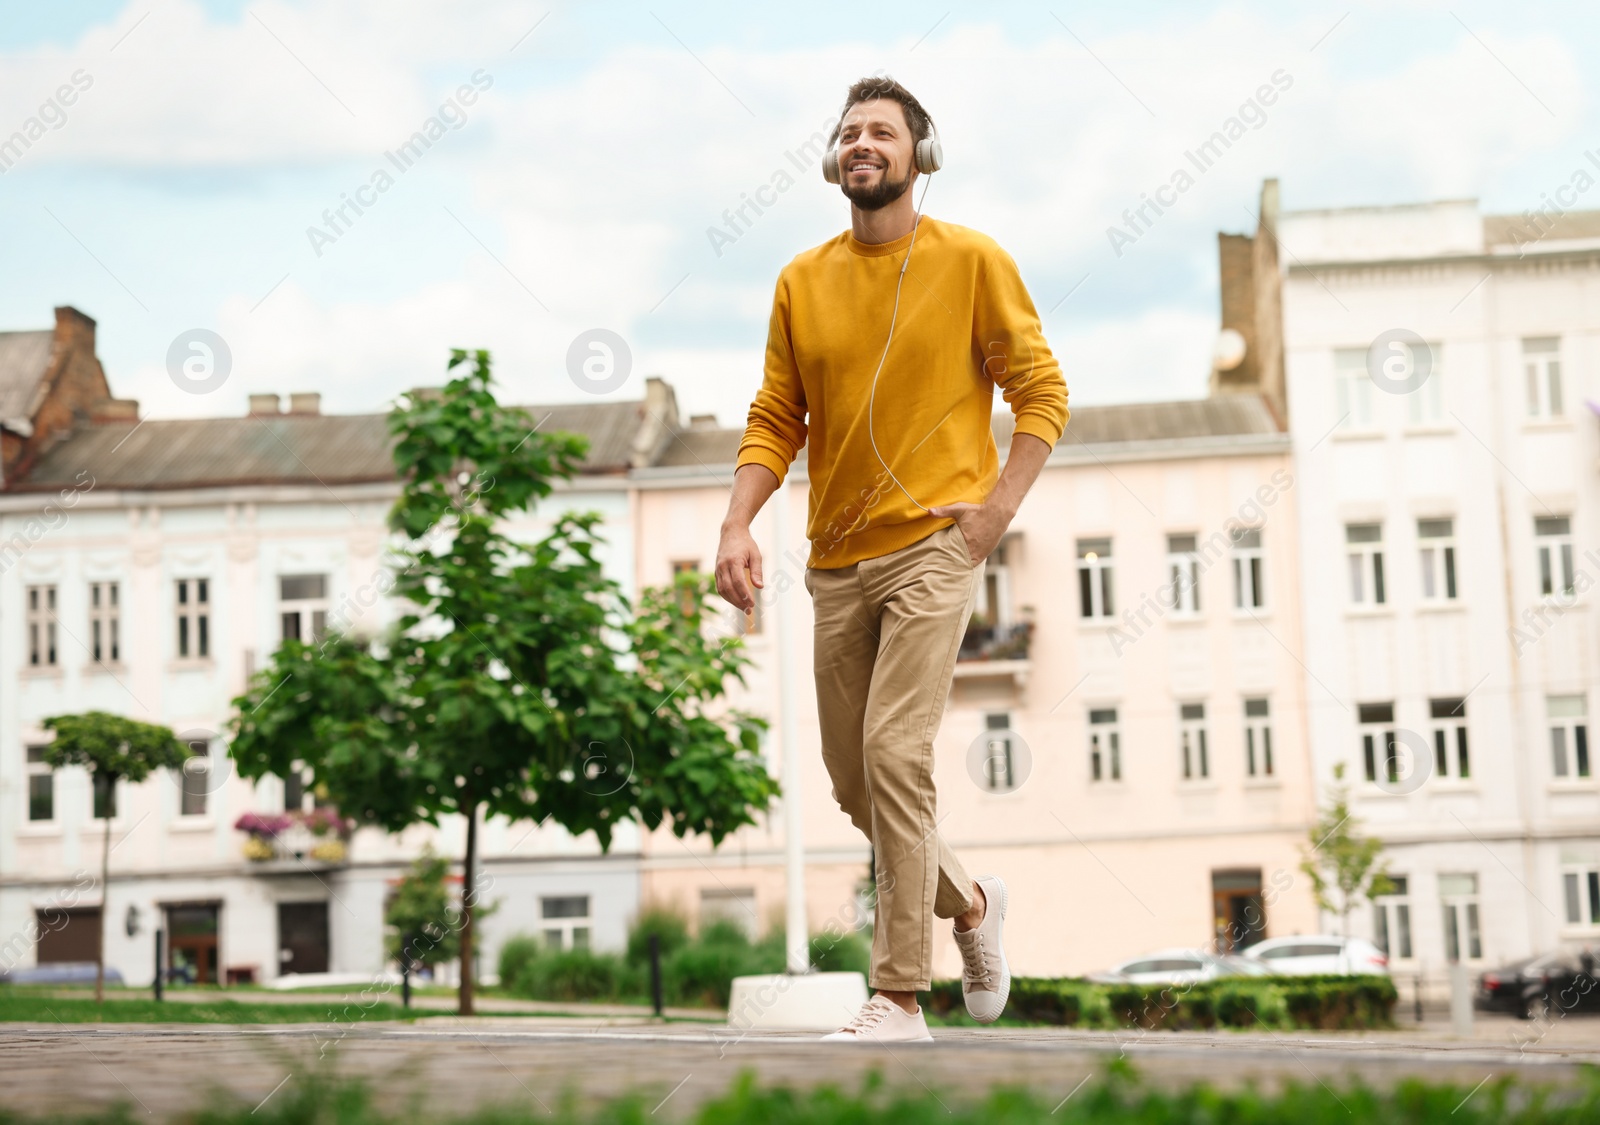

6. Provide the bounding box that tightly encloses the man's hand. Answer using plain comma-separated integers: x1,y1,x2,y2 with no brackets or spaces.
715,521,764,612
928,500,1014,567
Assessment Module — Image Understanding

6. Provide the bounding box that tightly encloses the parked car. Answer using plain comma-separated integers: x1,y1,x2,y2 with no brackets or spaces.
1088,949,1271,986
0,962,126,986
1476,946,1600,1019
1241,935,1389,976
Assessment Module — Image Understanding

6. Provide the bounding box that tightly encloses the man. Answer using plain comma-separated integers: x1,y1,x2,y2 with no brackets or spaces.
714,76,1069,1043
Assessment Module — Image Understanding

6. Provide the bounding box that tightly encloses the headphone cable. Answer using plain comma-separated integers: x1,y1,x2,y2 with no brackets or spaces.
866,172,936,513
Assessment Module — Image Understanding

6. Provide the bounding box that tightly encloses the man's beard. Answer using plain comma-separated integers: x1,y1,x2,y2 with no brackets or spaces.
841,165,914,212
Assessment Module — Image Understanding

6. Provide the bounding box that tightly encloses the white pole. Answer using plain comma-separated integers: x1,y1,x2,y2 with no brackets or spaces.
773,477,808,975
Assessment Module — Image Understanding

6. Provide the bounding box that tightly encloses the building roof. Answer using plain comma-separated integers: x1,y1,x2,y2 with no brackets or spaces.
652,395,1283,473
0,330,56,426
1484,208,1600,249
1014,395,1281,447
11,398,653,493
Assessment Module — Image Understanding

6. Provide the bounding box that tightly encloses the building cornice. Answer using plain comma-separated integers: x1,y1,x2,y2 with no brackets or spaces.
1288,245,1600,276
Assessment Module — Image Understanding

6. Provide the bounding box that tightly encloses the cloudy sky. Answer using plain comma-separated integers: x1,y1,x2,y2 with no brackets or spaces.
0,1,1593,427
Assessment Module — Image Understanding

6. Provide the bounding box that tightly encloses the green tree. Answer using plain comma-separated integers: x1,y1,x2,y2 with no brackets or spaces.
1300,763,1395,939
40,711,186,1002
384,844,495,976
229,350,778,1015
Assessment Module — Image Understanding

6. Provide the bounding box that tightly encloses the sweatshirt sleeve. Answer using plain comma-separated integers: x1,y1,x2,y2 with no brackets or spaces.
736,270,809,483
973,243,1070,448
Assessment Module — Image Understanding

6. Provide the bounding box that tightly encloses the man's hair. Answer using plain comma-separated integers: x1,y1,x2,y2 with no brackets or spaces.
828,76,935,147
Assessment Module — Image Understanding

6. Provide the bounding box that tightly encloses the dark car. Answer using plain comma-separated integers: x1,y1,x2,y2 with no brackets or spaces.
1476,946,1600,1019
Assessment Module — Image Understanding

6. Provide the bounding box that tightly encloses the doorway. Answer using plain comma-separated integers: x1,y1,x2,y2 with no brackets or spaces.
277,902,330,975
1211,869,1265,952
165,903,220,984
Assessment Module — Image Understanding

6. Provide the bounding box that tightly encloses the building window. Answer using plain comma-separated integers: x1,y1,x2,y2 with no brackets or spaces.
1089,708,1120,782
670,559,699,616
89,581,120,664
981,713,1017,791
1535,517,1575,599
1427,697,1470,780
1166,534,1201,615
282,762,333,813
1334,347,1373,429
1417,519,1457,603
1439,873,1483,961
540,895,592,950
1359,702,1397,784
91,772,118,820
1231,527,1264,610
176,578,210,659
26,744,54,822
1405,341,1443,426
1244,698,1273,778
1179,703,1208,780
26,585,57,667
1373,876,1413,961
1563,865,1600,926
1077,538,1113,620
699,887,757,940
1346,523,1385,606
1523,336,1563,418
279,574,329,643
1549,695,1591,779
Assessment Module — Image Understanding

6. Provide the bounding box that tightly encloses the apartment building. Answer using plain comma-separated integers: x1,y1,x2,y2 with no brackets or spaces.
0,310,661,985
1277,189,1600,988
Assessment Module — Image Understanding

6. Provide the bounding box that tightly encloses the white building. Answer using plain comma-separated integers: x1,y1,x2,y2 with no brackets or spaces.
1275,187,1600,993
0,308,682,985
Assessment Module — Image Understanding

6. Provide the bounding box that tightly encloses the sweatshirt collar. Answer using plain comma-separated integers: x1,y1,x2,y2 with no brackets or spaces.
845,215,929,258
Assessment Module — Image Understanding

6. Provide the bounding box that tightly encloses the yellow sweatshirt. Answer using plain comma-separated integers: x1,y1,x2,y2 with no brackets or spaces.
737,217,1070,569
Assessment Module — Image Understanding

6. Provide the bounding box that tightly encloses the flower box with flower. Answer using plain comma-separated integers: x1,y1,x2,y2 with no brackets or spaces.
234,812,294,862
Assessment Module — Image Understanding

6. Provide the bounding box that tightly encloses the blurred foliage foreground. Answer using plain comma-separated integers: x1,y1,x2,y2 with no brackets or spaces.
6,1065,1599,1125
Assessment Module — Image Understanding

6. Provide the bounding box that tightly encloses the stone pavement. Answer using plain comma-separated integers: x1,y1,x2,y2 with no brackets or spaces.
3,1014,1598,1121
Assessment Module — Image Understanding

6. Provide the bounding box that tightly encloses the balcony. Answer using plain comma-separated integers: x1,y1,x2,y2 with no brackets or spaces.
954,619,1032,688
236,810,350,872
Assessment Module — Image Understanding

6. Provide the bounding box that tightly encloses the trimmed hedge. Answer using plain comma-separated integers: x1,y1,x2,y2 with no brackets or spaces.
922,973,1396,1030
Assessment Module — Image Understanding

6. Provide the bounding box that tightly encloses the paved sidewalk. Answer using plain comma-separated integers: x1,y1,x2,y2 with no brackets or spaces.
3,1013,1597,1121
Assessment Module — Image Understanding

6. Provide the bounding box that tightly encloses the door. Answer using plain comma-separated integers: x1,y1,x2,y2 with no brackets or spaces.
165,903,220,984
1212,869,1266,951
35,907,101,963
277,902,330,975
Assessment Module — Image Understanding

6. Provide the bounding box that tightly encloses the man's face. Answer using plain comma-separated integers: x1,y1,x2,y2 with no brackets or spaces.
836,98,916,212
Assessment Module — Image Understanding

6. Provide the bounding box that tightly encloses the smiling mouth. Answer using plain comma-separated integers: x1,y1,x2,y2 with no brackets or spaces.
847,162,883,174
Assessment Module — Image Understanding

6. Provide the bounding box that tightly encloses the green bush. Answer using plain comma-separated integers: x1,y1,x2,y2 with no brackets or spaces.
625,904,691,966
496,934,544,994
809,928,871,975
921,974,1395,1031
664,923,783,1008
530,947,641,1002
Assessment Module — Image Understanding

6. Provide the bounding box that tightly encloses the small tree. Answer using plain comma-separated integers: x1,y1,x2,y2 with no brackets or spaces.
41,711,186,1002
231,350,779,1015
1300,763,1395,940
384,844,495,978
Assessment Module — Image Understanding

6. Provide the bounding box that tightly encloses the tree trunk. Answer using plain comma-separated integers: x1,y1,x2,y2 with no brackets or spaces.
96,782,112,1005
459,802,479,1016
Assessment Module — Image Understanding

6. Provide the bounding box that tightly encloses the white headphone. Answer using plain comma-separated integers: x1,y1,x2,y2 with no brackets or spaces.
821,105,945,515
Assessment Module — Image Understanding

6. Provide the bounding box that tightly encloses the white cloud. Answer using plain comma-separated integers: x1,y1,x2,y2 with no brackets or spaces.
3,1,1591,432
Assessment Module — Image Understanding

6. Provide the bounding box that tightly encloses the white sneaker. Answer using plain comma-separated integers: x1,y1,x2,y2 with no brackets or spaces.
819,995,934,1043
952,874,1010,1023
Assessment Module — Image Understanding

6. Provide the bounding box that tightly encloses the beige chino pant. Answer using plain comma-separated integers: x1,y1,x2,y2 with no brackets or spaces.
804,523,982,991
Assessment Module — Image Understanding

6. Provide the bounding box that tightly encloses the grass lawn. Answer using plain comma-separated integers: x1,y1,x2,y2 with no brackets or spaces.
0,990,449,1025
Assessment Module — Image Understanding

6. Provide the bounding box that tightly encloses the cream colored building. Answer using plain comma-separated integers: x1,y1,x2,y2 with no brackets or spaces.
635,400,1321,980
